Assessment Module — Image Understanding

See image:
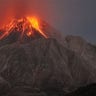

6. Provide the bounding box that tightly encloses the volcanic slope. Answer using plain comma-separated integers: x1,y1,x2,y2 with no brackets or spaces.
0,17,63,47
0,37,96,96
65,35,96,68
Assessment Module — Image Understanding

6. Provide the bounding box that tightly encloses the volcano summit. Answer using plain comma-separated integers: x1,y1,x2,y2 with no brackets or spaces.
0,17,96,96
0,17,48,40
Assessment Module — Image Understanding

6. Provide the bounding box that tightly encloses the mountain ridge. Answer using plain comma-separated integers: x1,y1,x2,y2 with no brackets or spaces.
0,37,96,95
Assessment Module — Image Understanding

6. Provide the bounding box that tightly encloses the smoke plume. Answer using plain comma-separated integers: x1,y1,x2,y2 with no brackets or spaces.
0,0,59,30
0,0,30,27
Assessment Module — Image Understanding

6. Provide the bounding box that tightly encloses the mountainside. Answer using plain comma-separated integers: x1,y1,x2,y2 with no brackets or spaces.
65,35,96,67
0,37,95,96
0,18,96,96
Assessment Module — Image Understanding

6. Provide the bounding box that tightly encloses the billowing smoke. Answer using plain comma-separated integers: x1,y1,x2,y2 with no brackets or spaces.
0,0,60,30
0,0,30,27
12,0,29,18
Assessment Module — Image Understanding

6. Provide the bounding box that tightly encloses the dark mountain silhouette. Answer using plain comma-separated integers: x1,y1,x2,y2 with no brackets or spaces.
66,83,96,96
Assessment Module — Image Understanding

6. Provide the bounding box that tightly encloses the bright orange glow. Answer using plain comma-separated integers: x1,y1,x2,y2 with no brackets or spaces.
26,31,32,37
26,17,48,38
0,19,15,40
0,16,48,40
27,17,39,29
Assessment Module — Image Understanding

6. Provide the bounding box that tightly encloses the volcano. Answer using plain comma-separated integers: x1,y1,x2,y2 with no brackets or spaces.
0,17,48,39
0,17,96,96
0,16,62,47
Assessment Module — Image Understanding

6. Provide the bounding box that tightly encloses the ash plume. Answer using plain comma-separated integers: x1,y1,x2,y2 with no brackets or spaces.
0,0,30,26
12,0,29,18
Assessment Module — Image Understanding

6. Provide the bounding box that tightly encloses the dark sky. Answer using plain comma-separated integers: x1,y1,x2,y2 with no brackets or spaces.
0,0,96,44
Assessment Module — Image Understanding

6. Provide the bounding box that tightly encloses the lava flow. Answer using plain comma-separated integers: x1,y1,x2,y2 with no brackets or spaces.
0,16,48,40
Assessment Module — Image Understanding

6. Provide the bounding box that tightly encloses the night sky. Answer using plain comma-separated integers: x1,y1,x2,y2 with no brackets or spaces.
0,0,96,44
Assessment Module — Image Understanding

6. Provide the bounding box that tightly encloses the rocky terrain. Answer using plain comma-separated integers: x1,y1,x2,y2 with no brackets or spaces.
0,18,96,96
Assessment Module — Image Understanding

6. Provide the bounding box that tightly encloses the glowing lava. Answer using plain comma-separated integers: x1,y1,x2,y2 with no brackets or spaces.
0,16,48,40
26,17,48,38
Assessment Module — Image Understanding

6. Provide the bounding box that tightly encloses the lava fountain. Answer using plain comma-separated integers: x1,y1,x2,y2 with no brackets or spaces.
0,16,48,40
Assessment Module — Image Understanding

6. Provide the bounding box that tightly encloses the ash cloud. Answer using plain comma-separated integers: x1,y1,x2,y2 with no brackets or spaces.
0,0,30,27
0,0,57,27
12,0,29,18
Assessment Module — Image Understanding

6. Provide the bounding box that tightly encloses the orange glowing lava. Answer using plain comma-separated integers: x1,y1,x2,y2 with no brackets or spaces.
26,31,32,37
0,16,48,40
26,17,48,38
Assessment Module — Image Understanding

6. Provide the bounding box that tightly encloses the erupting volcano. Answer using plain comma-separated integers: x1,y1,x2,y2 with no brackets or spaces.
0,13,96,96
0,16,48,40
